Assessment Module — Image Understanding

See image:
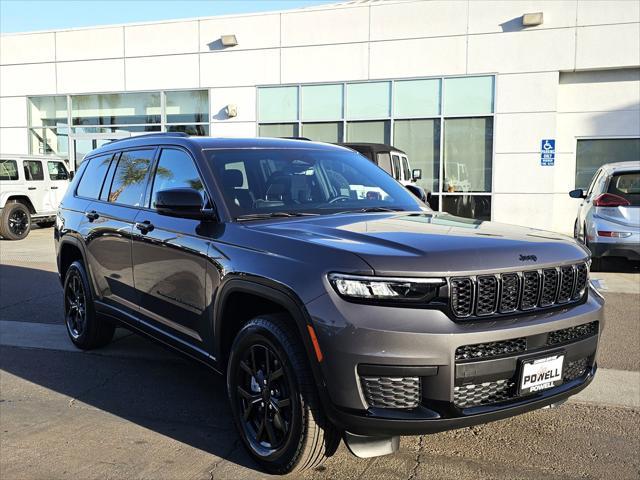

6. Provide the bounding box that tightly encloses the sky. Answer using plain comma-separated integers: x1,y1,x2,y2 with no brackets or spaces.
0,0,339,34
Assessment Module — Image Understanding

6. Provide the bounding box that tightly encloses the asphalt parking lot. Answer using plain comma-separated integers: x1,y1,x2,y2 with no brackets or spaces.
1,228,639,480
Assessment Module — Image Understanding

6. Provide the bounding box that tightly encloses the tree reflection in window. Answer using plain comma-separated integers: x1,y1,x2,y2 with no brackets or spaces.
109,150,161,206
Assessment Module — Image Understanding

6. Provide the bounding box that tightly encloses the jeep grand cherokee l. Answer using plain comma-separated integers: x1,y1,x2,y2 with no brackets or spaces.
55,134,603,474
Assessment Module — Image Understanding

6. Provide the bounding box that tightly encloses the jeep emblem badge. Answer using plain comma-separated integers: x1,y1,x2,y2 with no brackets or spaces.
519,254,538,262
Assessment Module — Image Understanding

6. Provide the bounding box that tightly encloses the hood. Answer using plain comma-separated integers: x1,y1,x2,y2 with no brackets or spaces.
247,212,589,276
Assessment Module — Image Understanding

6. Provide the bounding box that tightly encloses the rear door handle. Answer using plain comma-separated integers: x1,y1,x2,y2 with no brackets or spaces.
28,187,36,190
51,186,58,190
85,211,99,221
134,220,154,234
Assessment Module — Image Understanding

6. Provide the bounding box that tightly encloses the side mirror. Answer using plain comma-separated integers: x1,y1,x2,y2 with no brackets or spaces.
155,188,206,219
569,189,586,199
412,169,422,181
405,184,428,203
68,171,75,180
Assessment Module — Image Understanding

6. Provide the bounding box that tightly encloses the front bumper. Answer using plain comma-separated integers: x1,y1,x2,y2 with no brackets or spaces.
306,285,604,436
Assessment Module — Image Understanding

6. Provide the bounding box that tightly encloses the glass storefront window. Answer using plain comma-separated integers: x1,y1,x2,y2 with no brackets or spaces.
166,90,208,123
71,92,161,125
29,127,68,156
258,86,298,122
301,84,343,121
443,76,494,116
346,120,390,144
167,124,209,136
576,138,640,190
28,96,67,127
301,122,343,143
443,117,493,193
258,123,299,138
394,79,441,118
394,119,440,193
442,195,491,221
346,82,390,119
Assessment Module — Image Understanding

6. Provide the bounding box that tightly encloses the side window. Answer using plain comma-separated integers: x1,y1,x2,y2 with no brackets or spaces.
376,152,392,175
150,149,204,208
47,161,69,181
0,160,19,180
391,155,401,180
586,169,602,197
108,149,155,206
76,153,113,199
402,156,411,181
23,160,44,181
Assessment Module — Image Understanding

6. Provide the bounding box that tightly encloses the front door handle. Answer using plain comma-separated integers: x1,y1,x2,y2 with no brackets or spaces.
51,186,58,190
85,210,99,221
135,220,154,234
28,187,36,190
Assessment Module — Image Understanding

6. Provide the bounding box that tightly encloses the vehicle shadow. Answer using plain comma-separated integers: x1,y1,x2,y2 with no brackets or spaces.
595,257,640,273
0,263,260,473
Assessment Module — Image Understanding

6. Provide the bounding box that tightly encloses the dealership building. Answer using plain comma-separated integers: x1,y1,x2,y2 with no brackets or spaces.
0,0,638,233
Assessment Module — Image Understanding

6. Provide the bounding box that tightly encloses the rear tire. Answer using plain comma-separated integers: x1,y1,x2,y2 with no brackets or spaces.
0,202,31,240
63,260,115,349
227,315,339,474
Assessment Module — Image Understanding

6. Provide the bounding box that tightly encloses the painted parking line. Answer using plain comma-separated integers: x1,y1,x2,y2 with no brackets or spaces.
1,320,638,409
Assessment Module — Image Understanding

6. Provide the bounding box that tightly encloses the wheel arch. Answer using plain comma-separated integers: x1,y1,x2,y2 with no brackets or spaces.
2,195,36,214
57,237,91,288
213,277,327,389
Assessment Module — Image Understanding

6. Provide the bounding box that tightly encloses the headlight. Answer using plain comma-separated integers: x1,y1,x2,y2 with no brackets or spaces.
327,273,445,304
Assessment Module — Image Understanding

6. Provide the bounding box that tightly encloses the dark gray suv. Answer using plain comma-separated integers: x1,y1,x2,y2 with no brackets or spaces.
55,134,604,474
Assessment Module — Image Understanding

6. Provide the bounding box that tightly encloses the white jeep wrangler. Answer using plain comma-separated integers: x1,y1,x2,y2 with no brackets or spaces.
0,154,70,240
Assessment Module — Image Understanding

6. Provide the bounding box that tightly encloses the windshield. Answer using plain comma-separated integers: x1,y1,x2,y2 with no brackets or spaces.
608,171,640,206
205,148,425,218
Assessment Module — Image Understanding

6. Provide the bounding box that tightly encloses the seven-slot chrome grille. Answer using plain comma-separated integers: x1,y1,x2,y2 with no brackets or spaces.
450,262,588,319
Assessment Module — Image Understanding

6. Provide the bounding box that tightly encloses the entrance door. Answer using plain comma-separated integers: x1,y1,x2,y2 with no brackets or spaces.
69,132,130,171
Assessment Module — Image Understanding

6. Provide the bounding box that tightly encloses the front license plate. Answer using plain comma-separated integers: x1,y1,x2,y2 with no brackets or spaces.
519,354,564,395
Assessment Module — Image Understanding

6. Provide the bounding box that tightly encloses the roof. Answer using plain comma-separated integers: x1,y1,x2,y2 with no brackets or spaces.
600,161,640,173
89,133,349,157
338,143,407,155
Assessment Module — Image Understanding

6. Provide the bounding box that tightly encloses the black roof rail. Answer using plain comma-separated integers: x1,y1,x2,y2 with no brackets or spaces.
107,132,190,145
279,136,312,141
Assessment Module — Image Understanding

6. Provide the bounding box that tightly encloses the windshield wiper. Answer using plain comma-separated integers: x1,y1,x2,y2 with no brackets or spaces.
235,212,320,221
334,207,405,214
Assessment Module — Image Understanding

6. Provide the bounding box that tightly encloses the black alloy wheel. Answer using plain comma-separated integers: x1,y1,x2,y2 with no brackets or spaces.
0,202,31,240
236,342,294,456
62,261,115,349
227,316,339,474
65,270,87,340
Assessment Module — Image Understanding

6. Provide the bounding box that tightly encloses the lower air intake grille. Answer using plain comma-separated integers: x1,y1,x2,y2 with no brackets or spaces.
453,379,514,408
563,358,590,381
361,376,420,409
455,338,527,361
547,321,599,346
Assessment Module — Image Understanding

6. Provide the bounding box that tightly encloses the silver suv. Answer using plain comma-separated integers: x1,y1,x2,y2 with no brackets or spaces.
0,154,70,240
570,161,640,269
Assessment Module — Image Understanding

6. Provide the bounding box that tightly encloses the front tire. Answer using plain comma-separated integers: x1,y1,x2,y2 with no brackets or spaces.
64,260,115,349
227,315,339,474
0,202,31,240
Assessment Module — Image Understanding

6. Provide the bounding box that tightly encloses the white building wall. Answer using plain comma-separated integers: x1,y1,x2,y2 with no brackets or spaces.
0,0,638,234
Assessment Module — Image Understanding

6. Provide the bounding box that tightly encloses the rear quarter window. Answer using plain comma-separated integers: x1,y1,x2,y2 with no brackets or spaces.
23,160,44,181
608,171,640,206
0,160,19,180
76,153,114,199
